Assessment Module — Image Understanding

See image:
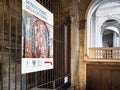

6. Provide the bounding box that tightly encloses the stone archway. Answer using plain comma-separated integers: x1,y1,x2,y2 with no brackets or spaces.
85,0,120,90
86,0,120,50
102,30,114,47
101,20,120,47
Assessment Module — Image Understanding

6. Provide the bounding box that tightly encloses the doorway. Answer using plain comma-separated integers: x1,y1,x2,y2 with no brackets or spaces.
102,30,113,47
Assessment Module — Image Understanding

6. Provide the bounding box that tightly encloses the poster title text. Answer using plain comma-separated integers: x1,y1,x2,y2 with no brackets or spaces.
26,0,47,20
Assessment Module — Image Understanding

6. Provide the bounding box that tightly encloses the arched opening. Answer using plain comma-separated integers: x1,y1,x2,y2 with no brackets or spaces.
102,30,113,47
101,20,120,47
86,0,120,57
86,1,120,90
87,0,120,48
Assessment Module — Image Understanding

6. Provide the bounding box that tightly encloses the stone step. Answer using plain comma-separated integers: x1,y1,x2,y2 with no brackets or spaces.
30,87,74,90
30,88,53,90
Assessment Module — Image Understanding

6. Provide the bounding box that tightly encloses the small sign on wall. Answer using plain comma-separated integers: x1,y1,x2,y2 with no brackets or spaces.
22,0,54,74
64,76,68,84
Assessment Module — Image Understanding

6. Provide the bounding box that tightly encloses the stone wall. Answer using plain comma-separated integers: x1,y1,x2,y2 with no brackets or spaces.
0,1,26,90
0,0,72,90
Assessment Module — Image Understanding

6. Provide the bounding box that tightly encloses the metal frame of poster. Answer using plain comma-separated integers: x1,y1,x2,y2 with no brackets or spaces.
22,0,54,74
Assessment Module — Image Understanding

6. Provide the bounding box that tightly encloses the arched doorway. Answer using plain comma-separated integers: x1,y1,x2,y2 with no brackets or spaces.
101,20,120,47
86,0,120,90
87,0,120,49
102,30,114,47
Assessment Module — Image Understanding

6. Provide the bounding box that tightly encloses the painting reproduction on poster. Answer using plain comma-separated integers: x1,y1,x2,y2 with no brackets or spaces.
22,0,54,74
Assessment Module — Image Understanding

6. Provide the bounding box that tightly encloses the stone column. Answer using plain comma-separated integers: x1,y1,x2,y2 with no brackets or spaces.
71,16,80,89
79,20,86,90
70,0,80,89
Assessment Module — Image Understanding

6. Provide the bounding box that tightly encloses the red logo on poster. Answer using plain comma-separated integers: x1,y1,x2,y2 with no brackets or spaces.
44,61,52,65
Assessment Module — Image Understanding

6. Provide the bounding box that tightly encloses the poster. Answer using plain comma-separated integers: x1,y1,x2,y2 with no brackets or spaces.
22,0,53,74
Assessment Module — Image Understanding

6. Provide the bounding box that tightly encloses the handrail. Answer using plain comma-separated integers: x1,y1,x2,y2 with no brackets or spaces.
89,47,120,50
31,73,71,89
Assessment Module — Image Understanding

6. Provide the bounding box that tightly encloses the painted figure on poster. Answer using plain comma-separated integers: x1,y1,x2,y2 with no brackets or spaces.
22,11,53,59
32,20,48,58
36,21,47,58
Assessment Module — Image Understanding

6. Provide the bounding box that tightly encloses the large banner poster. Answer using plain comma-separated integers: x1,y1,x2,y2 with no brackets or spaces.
22,0,54,74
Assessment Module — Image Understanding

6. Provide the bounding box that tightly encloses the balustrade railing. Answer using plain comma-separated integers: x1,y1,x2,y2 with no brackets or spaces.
89,47,120,60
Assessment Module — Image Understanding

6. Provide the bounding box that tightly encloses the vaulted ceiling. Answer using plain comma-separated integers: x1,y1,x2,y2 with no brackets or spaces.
78,0,91,20
59,0,91,20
